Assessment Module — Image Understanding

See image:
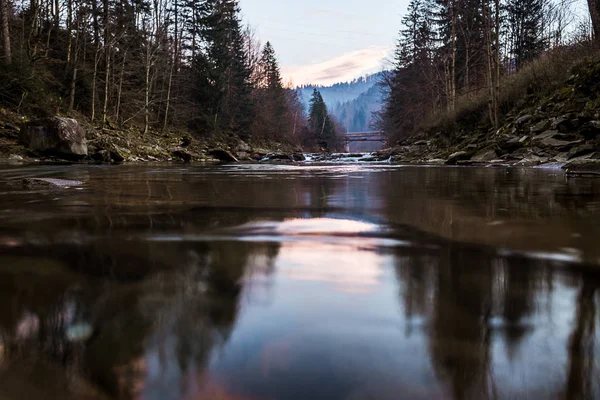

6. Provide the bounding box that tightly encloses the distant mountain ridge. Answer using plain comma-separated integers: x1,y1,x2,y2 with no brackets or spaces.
298,72,387,133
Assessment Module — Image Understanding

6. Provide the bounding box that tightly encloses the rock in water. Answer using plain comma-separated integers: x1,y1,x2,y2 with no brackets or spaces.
563,160,600,176
19,117,88,157
208,149,239,162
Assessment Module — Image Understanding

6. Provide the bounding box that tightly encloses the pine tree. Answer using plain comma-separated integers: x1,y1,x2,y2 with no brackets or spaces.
506,0,547,70
307,88,337,150
192,0,253,136
251,41,290,140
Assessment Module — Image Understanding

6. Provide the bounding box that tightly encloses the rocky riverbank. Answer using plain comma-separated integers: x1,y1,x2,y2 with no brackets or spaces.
0,110,302,164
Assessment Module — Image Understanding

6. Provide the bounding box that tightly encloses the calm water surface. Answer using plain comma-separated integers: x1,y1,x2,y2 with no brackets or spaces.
1,163,600,400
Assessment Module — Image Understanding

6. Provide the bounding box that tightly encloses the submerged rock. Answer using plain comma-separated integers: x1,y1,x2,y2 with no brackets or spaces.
19,117,88,157
9,178,84,187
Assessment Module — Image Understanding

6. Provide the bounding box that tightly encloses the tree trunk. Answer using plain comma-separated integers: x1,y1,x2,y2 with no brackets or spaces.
0,0,11,64
482,0,498,128
450,1,457,111
116,49,127,124
91,45,101,121
163,57,174,132
589,0,600,40
102,0,110,124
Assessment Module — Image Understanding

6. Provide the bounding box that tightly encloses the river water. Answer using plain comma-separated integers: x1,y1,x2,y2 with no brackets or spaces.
1,162,600,400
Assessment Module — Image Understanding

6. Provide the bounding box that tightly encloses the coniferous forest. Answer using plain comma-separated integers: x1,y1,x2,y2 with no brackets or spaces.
0,0,342,150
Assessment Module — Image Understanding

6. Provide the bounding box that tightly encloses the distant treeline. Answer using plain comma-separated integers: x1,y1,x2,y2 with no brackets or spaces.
0,0,342,149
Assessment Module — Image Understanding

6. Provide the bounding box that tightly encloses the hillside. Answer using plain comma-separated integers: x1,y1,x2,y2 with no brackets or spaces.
375,46,600,170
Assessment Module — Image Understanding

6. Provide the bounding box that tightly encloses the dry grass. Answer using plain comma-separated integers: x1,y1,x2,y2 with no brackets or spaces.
419,40,600,137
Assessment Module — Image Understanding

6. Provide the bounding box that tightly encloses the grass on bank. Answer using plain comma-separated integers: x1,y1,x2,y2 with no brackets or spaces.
417,41,600,139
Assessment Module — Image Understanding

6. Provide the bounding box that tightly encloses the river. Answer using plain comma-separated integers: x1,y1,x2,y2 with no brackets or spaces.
0,162,599,399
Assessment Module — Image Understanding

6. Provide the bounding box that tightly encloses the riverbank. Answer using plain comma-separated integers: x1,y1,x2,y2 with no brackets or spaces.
0,109,302,164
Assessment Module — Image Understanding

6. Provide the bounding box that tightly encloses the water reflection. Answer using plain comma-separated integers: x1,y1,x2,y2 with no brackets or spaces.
0,164,600,399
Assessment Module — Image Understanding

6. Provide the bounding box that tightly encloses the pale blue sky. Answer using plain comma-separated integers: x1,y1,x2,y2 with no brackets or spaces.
240,0,408,85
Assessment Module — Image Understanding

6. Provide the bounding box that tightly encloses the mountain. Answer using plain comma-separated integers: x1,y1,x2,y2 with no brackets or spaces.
298,72,387,133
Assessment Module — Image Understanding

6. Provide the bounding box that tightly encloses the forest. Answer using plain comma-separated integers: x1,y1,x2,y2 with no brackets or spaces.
0,0,343,150
380,0,600,143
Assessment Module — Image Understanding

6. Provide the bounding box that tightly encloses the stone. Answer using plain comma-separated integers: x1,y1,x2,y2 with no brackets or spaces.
530,120,551,134
208,149,239,162
19,117,87,157
261,153,293,162
292,153,306,161
180,136,192,147
8,154,23,161
172,150,192,162
552,117,575,133
567,145,596,160
563,160,600,176
533,130,559,141
445,151,471,165
10,178,84,187
579,121,600,140
472,145,500,162
539,137,580,150
92,147,124,163
515,115,532,127
236,140,252,153
413,140,429,146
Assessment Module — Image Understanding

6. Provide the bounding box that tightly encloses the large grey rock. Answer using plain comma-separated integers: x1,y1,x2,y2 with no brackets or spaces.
540,137,580,150
445,151,471,165
515,115,532,127
568,144,596,160
19,117,87,157
472,145,500,162
530,120,551,134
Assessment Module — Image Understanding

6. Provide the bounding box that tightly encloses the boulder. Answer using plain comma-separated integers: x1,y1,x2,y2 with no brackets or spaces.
552,117,575,133
208,149,239,162
515,115,532,127
472,145,500,162
19,117,87,157
445,151,471,165
235,140,252,153
292,153,306,161
567,144,596,160
172,150,192,162
260,153,293,162
579,121,600,140
530,120,551,134
562,160,600,176
540,137,580,150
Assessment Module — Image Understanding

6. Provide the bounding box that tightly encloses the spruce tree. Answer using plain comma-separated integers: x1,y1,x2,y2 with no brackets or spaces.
307,89,336,150
193,0,253,136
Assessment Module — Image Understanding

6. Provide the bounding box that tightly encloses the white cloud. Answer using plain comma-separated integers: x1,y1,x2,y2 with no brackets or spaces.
281,46,393,87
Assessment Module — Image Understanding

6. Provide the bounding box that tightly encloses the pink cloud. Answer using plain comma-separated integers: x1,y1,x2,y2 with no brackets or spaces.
282,46,392,86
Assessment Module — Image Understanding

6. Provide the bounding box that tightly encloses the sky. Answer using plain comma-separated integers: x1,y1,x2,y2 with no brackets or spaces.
240,0,409,86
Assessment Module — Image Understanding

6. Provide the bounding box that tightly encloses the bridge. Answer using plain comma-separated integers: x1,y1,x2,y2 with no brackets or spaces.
342,131,387,152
